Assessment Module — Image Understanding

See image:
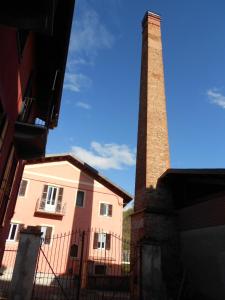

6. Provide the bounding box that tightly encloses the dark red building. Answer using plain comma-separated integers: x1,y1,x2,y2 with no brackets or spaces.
0,0,75,262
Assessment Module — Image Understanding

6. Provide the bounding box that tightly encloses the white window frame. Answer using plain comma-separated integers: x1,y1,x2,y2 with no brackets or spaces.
75,190,85,208
99,203,112,217
7,223,19,242
45,185,59,212
97,233,106,249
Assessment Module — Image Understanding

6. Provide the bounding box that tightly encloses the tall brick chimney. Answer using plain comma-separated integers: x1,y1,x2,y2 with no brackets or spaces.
134,11,170,211
131,13,179,300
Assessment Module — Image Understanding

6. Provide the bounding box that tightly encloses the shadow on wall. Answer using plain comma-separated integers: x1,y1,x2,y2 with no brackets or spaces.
66,169,95,285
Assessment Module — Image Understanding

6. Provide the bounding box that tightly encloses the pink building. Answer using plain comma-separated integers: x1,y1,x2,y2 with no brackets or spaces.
5,154,132,282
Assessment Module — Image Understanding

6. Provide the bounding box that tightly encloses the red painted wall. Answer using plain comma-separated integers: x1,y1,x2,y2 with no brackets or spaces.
0,25,35,261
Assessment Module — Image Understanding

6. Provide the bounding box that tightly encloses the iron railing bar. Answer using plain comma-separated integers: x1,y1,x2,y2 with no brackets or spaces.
76,230,85,300
39,247,70,300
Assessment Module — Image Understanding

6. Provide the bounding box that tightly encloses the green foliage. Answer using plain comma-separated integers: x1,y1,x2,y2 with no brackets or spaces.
122,208,133,250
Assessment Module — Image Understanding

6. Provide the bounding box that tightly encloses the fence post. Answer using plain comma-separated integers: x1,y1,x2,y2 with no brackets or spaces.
76,230,85,300
9,226,41,300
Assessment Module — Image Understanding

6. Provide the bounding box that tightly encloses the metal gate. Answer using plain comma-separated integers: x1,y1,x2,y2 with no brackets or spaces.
0,245,17,298
32,229,135,300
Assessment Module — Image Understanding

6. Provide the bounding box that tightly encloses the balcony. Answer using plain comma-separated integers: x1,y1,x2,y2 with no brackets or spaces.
34,199,66,219
13,121,48,160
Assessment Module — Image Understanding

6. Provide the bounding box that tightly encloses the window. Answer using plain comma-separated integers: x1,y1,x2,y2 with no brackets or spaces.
39,226,52,245
7,223,24,242
93,233,111,250
95,265,106,275
70,244,78,258
18,179,28,197
98,233,106,249
76,190,85,207
40,185,64,213
100,203,112,217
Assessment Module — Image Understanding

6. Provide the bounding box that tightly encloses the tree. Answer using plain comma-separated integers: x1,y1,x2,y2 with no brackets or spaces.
122,208,133,250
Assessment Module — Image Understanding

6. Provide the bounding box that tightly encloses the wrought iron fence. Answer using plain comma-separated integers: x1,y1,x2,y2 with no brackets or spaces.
0,245,17,298
32,229,133,300
0,229,136,300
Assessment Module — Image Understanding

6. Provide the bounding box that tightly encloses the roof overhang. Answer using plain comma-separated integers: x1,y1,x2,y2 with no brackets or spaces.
35,0,75,128
0,0,75,129
26,154,133,205
159,168,225,209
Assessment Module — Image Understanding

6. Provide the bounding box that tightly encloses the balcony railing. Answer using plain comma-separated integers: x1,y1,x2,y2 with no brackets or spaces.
35,199,66,216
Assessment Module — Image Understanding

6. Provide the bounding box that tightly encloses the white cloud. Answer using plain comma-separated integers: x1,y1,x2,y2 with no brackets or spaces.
64,72,92,92
69,8,114,57
71,141,136,170
76,101,91,110
64,2,115,93
207,89,225,109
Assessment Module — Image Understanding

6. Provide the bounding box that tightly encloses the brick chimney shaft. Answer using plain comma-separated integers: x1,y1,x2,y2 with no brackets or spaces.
134,11,170,211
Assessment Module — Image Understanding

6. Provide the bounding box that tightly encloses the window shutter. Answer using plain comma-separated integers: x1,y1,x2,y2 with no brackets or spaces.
108,205,112,217
45,227,52,244
100,203,104,215
56,187,63,213
40,185,48,209
106,234,111,250
16,224,25,241
18,180,28,197
93,233,98,249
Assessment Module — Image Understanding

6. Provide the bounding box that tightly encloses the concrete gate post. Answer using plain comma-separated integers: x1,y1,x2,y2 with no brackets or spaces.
141,242,166,300
9,226,41,300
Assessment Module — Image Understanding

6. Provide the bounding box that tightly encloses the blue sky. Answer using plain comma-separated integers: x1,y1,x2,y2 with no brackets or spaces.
47,0,225,200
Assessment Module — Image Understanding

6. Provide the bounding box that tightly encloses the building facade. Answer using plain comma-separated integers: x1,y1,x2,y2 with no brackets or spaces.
0,0,75,262
5,155,132,278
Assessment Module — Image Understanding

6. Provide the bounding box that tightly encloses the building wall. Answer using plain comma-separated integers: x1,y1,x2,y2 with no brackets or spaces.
178,193,225,299
0,26,35,260
6,161,124,274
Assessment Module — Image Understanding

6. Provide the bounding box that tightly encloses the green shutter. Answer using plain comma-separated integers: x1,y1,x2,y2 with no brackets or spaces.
108,205,112,217
100,203,104,215
40,185,48,209
56,187,63,213
45,227,52,244
16,224,25,241
19,180,28,197
106,234,111,250
93,233,98,249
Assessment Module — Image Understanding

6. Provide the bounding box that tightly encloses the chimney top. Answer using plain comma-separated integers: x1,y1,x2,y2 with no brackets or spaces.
142,11,161,27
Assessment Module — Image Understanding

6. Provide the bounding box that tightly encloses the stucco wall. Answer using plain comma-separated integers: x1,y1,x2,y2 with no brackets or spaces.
7,160,124,273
